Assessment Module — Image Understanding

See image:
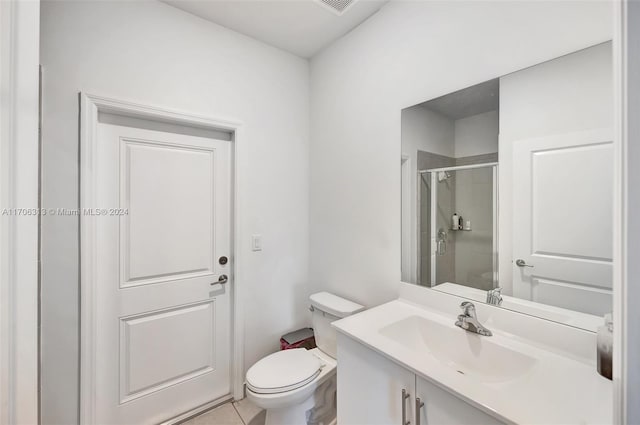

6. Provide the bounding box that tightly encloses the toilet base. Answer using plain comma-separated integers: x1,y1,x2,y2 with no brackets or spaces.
264,395,313,425
263,375,336,425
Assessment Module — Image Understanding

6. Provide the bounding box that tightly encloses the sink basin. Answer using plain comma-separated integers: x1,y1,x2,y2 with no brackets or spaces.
378,315,537,383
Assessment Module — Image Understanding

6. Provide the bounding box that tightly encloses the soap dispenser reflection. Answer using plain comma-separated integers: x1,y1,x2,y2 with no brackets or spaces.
452,213,460,230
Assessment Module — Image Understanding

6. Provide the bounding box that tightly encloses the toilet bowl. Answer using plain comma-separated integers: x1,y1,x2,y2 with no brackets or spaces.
245,292,364,425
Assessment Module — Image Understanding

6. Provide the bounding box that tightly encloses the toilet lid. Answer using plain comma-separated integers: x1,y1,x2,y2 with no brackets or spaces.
246,348,321,394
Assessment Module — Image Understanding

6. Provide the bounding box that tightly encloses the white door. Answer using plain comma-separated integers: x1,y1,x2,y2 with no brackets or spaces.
512,128,613,316
93,121,231,424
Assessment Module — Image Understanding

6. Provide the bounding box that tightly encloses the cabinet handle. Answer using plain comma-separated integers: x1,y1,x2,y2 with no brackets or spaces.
401,389,410,425
415,397,425,425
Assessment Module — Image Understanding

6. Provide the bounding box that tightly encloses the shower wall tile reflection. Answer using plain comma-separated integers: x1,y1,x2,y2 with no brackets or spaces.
453,167,494,290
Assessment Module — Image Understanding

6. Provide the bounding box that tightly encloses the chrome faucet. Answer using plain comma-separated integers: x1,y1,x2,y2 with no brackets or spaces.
455,302,493,336
486,287,503,306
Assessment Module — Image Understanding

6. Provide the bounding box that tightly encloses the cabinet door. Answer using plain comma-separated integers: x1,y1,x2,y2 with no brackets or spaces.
337,334,415,425
415,376,504,425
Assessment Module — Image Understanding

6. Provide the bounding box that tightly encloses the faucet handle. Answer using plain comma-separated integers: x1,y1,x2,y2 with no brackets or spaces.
456,315,469,329
460,301,476,317
486,287,503,306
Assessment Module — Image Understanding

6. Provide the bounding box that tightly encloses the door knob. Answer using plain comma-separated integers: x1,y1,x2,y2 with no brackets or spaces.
212,274,228,285
219,256,228,265
515,259,533,268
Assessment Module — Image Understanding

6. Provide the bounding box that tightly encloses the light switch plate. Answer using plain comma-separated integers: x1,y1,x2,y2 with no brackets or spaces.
251,234,262,251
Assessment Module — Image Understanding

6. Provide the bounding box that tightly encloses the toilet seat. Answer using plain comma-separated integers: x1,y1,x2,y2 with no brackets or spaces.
246,348,322,394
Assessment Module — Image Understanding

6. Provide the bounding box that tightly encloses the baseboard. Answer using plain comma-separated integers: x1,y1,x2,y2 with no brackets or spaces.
162,395,234,425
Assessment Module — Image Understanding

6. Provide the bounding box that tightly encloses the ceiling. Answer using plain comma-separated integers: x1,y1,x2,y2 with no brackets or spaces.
422,79,500,120
162,0,389,58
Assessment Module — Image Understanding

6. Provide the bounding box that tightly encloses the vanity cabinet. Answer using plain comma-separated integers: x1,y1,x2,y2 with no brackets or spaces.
337,333,504,425
337,333,415,424
415,376,502,425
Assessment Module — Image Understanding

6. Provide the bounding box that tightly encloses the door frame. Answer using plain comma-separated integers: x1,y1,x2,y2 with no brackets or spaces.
79,93,245,423
399,155,416,283
612,1,635,423
0,1,39,424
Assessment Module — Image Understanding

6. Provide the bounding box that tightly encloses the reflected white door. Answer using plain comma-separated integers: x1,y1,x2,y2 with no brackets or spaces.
512,128,613,316
93,122,231,424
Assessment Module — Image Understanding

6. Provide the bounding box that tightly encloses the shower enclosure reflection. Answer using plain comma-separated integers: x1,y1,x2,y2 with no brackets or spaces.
418,164,497,290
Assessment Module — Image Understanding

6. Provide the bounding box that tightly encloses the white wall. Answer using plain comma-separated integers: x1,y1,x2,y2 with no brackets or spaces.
499,42,613,294
40,1,309,423
454,110,499,158
309,0,612,308
402,105,455,158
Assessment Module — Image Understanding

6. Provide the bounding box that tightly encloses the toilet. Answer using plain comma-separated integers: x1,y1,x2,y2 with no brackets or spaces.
246,292,364,425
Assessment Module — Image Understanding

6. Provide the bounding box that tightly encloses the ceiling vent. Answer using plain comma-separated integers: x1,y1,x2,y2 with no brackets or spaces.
314,0,357,16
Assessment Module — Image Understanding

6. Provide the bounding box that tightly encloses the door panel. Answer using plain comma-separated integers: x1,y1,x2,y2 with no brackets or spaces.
531,143,612,260
94,122,231,424
512,129,612,316
119,300,215,402
530,277,611,315
121,140,215,285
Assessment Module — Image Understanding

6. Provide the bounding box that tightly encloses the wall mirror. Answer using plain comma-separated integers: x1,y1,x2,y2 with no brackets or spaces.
401,42,613,331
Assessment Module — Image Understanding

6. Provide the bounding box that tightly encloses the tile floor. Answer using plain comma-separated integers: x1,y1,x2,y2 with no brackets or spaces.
182,398,265,425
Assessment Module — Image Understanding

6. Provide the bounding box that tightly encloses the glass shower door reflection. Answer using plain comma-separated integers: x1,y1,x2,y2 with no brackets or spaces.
419,164,497,290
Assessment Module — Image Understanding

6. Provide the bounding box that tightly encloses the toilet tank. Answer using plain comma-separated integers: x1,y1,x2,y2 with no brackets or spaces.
310,292,364,358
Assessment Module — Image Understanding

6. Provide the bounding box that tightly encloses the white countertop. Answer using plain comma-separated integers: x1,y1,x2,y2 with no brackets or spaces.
333,298,612,425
